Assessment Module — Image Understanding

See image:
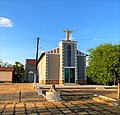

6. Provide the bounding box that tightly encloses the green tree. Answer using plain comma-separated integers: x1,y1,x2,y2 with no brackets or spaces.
13,62,25,82
86,43,120,85
0,60,13,67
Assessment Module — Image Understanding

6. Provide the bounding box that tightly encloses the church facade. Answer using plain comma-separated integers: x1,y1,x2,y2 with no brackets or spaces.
37,30,88,85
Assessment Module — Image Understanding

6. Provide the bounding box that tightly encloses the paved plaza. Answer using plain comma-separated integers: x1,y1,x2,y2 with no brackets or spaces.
0,83,120,115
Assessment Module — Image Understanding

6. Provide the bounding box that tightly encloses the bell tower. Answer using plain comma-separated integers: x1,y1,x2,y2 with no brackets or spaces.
58,30,77,84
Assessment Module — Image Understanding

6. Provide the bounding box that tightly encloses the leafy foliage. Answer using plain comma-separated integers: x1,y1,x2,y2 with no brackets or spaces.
0,60,13,67
13,62,25,82
86,43,120,85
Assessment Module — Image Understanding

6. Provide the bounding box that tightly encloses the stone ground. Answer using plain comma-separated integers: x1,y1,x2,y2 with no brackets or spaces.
0,83,120,115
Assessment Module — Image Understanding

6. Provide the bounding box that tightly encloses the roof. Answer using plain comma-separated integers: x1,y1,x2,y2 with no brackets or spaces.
77,50,89,56
0,67,14,71
37,52,45,63
26,59,35,65
47,47,59,54
37,47,59,63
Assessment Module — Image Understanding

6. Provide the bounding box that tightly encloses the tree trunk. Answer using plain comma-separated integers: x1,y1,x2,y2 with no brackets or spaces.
118,80,120,103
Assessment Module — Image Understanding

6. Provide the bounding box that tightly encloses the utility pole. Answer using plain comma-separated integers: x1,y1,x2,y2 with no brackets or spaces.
33,37,40,88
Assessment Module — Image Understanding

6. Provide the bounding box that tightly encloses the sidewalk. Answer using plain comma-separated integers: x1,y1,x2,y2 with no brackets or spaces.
0,83,119,115
0,98,120,115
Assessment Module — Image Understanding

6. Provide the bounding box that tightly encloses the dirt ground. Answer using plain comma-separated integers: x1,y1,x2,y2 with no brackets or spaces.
0,83,34,93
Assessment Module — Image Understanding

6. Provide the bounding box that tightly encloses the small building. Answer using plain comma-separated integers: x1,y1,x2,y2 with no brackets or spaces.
37,30,88,85
0,67,14,82
25,59,35,82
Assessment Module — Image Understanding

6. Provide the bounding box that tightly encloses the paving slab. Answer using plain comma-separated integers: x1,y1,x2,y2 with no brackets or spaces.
0,83,120,115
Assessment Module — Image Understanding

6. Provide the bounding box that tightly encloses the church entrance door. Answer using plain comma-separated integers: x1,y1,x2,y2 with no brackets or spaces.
64,68,75,83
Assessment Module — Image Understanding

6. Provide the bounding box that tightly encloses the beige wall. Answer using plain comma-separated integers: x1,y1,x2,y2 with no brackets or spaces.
37,54,46,83
47,54,60,80
0,71,12,82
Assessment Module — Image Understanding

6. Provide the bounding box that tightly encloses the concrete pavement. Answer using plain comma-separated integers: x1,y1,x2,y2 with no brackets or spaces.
0,98,120,115
0,83,119,115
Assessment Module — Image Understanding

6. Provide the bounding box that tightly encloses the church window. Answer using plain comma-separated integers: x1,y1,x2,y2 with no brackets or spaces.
67,45,71,66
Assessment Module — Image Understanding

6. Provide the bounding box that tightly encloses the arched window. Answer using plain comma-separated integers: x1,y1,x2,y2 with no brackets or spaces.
67,45,71,66
67,45,71,57
29,71,34,74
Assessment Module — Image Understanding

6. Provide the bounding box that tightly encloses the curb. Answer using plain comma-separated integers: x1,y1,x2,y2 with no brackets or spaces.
98,95,117,101
94,94,117,101
93,94,117,106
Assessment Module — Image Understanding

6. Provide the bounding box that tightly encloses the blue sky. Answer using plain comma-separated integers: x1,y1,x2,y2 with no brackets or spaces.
0,0,120,64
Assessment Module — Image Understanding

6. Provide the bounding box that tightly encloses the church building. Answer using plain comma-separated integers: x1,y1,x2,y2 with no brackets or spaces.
37,30,88,85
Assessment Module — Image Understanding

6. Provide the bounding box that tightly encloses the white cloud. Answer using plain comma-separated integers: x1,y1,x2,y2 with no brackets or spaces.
0,17,13,27
69,34,75,41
